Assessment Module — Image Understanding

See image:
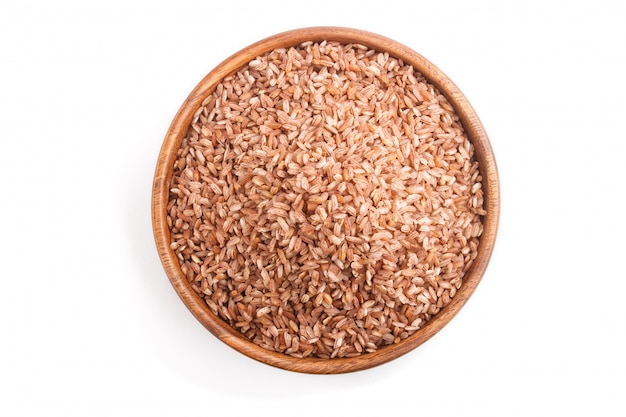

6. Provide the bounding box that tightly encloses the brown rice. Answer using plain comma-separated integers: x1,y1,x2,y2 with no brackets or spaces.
166,41,485,359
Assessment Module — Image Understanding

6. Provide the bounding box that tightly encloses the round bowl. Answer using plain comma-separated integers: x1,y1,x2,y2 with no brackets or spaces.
152,27,499,374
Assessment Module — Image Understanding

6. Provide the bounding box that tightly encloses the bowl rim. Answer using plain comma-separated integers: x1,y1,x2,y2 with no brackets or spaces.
152,26,500,374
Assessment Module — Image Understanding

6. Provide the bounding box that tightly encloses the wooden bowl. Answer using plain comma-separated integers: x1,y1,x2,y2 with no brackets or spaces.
152,27,500,374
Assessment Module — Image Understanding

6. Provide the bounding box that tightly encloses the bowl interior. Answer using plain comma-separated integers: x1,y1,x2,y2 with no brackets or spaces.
152,27,499,374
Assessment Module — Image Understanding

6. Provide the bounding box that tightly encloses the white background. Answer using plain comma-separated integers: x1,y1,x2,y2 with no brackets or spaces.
1,0,625,415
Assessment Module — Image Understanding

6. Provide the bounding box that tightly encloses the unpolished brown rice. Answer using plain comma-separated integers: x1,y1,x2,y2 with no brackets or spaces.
167,41,485,359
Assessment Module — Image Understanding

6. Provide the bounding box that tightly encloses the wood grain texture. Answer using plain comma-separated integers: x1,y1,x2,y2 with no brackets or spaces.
151,27,500,374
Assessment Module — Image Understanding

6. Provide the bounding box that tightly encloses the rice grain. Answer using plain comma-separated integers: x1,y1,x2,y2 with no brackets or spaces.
167,41,484,359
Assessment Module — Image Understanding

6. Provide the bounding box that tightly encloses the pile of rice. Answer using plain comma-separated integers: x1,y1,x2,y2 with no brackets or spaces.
167,41,485,359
